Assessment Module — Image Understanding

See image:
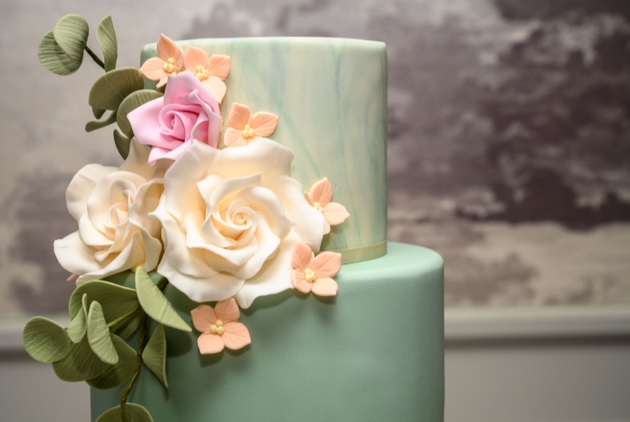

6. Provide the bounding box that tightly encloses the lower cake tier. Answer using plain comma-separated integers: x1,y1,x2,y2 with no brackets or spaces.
91,242,444,422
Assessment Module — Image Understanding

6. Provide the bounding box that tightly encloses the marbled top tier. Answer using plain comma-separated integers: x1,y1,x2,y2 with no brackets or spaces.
141,37,388,261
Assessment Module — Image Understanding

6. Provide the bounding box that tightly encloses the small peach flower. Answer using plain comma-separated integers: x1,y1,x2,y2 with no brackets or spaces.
191,299,251,354
305,178,350,234
139,34,185,88
291,242,341,296
183,46,230,103
224,103,279,147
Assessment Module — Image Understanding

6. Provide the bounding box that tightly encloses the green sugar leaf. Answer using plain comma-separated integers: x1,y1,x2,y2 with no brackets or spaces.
52,335,111,382
135,267,191,332
69,280,139,322
117,89,163,138
53,14,89,61
126,403,153,422
86,109,117,132
67,294,88,343
93,107,106,119
96,15,118,72
113,129,131,159
142,324,168,387
38,31,82,75
89,67,144,110
87,335,136,390
87,301,118,365
113,307,143,339
23,317,70,363
96,403,153,422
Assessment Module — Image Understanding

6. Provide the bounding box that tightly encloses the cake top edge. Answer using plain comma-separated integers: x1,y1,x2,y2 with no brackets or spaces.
141,36,386,54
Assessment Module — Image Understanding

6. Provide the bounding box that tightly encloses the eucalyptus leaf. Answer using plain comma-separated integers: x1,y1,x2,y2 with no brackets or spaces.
135,267,191,332
69,280,139,322
126,403,153,422
23,317,70,363
117,89,163,137
67,293,88,343
52,335,111,382
53,14,89,61
38,31,82,75
96,406,123,422
113,307,144,339
114,129,131,159
142,324,168,387
87,335,136,389
96,15,118,72
89,67,144,110
87,301,118,365
96,404,153,422
93,107,106,119
86,109,117,132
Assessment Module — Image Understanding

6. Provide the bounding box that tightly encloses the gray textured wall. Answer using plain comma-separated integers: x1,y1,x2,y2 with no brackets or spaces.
1,0,629,317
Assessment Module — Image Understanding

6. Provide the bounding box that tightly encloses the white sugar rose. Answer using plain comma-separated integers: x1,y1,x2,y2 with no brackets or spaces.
54,140,165,283
153,139,325,308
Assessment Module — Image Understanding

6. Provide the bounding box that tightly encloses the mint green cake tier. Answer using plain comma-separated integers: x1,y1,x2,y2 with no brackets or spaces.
141,37,388,260
91,242,444,421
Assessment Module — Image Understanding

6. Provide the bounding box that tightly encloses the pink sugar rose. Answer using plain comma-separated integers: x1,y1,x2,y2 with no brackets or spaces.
128,72,222,164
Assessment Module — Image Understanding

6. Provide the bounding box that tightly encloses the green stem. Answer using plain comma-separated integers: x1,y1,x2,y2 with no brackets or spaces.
120,313,148,422
108,305,140,329
85,45,105,70
156,277,168,291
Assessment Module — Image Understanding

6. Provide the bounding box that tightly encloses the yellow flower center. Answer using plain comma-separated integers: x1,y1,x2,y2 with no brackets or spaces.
304,268,317,283
313,202,323,212
242,124,256,139
195,65,210,81
163,57,176,74
209,319,225,335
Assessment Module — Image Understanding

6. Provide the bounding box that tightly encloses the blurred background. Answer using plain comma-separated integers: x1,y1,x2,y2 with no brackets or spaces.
1,0,629,421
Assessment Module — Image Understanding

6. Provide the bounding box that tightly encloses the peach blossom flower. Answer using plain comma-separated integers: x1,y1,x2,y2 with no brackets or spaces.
139,34,184,88
183,46,230,103
291,242,341,296
305,178,350,234
224,103,279,147
191,298,251,354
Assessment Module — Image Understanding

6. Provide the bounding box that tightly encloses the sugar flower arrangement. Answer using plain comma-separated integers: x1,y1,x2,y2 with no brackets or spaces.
24,14,349,422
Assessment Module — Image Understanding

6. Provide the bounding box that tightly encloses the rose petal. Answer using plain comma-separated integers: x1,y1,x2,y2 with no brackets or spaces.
228,103,250,130
183,46,208,72
234,231,299,309
308,178,333,206
65,164,116,222
222,322,251,350
311,277,338,297
208,54,230,80
322,202,350,226
311,252,342,278
292,242,313,272
190,304,218,332
197,333,224,354
214,299,241,324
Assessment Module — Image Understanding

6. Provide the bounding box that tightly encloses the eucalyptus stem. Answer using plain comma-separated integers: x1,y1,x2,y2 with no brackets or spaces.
85,45,105,70
108,305,140,329
120,313,148,422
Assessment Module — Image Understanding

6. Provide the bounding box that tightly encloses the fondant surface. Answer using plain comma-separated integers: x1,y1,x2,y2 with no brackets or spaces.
91,242,444,421
141,37,388,256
